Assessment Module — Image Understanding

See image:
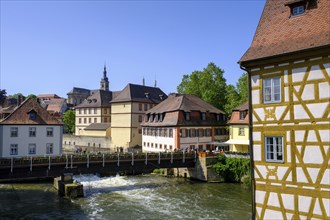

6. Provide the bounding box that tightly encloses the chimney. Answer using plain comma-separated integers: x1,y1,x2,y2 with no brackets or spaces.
17,95,23,106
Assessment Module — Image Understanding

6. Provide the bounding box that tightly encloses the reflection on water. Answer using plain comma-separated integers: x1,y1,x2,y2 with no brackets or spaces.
0,175,251,219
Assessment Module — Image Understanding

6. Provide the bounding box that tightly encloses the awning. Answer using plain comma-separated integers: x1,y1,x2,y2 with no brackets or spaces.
210,139,249,146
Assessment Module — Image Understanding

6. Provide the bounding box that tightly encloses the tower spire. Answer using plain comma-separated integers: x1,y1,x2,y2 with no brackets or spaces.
100,64,109,91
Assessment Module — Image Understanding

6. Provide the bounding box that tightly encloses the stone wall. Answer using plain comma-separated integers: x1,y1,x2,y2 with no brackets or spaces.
63,134,113,153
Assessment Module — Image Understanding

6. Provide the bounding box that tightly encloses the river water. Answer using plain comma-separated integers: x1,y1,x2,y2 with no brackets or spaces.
0,175,251,219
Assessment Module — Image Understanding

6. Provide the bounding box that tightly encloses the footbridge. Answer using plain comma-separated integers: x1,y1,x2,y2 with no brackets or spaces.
0,152,196,182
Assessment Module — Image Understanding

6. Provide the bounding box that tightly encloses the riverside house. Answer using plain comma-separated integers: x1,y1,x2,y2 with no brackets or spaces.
239,0,330,219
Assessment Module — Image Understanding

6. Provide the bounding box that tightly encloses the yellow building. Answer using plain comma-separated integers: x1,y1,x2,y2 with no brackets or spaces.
110,83,167,152
227,101,249,152
239,0,330,219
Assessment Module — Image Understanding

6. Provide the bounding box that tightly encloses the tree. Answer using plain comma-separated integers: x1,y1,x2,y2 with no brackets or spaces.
177,62,227,111
63,110,75,134
224,73,248,115
26,94,37,99
11,93,24,99
0,89,7,106
236,73,248,103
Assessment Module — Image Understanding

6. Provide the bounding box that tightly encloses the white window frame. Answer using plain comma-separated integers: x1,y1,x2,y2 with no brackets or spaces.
29,144,36,155
263,77,281,103
29,127,36,137
46,127,53,137
265,136,284,163
10,127,18,137
46,143,54,154
292,5,304,16
239,127,245,136
10,144,18,155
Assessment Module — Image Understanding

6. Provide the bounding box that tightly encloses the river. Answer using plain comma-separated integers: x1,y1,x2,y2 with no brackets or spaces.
0,175,251,219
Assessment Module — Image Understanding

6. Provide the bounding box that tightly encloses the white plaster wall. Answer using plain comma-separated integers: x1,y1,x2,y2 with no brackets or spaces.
251,75,260,87
252,90,260,105
319,82,330,99
292,67,307,82
1,125,62,157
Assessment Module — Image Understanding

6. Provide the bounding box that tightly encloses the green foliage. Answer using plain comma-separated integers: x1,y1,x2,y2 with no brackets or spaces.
11,93,24,99
177,62,227,111
153,169,164,174
213,154,250,183
63,110,75,134
241,173,251,189
26,94,37,99
224,73,248,115
0,89,6,106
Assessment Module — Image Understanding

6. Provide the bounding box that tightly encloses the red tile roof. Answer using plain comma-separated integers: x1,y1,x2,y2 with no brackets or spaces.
240,0,330,63
0,98,63,125
228,102,249,125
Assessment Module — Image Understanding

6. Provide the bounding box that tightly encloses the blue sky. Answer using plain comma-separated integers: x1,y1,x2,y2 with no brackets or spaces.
0,0,265,98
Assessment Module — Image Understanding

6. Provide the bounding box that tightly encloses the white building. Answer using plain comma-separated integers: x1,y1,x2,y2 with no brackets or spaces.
142,94,228,152
0,98,63,157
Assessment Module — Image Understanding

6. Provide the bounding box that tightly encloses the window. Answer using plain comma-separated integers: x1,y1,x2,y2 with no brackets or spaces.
139,103,142,111
240,111,246,120
84,109,87,114
94,108,97,114
206,129,212,137
199,129,204,137
79,118,82,124
10,144,18,155
46,128,53,137
292,5,305,16
145,114,149,122
186,129,191,138
46,143,54,154
191,129,196,137
164,129,168,137
28,144,36,154
29,111,36,120
144,104,148,111
104,108,107,114
155,114,159,122
201,113,206,120
216,114,220,121
263,77,281,103
150,114,154,122
169,129,173,138
180,129,186,138
239,128,245,136
89,108,91,114
185,112,190,121
138,129,142,134
94,118,97,123
10,127,18,137
104,118,108,123
79,109,82,114
84,118,87,124
89,118,92,123
155,144,158,148
265,136,283,162
29,127,36,137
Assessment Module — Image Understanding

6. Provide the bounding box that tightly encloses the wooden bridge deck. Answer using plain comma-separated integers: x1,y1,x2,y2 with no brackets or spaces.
0,152,196,182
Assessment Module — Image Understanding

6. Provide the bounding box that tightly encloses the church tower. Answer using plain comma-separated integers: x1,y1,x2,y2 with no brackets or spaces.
100,65,109,91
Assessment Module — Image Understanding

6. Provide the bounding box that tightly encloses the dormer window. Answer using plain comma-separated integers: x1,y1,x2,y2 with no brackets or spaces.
201,112,206,121
28,110,37,120
285,0,314,17
150,114,154,122
240,111,246,120
292,5,305,16
160,113,165,122
185,112,190,121
145,114,149,122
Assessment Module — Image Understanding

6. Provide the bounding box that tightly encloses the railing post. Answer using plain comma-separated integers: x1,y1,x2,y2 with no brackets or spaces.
158,152,160,165
87,154,89,168
117,153,120,167
71,155,73,169
145,153,148,165
48,156,51,170
194,150,197,162
11,157,13,173
131,152,134,166
170,152,173,164
30,157,32,172
102,154,105,168
65,154,68,169
183,151,185,163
